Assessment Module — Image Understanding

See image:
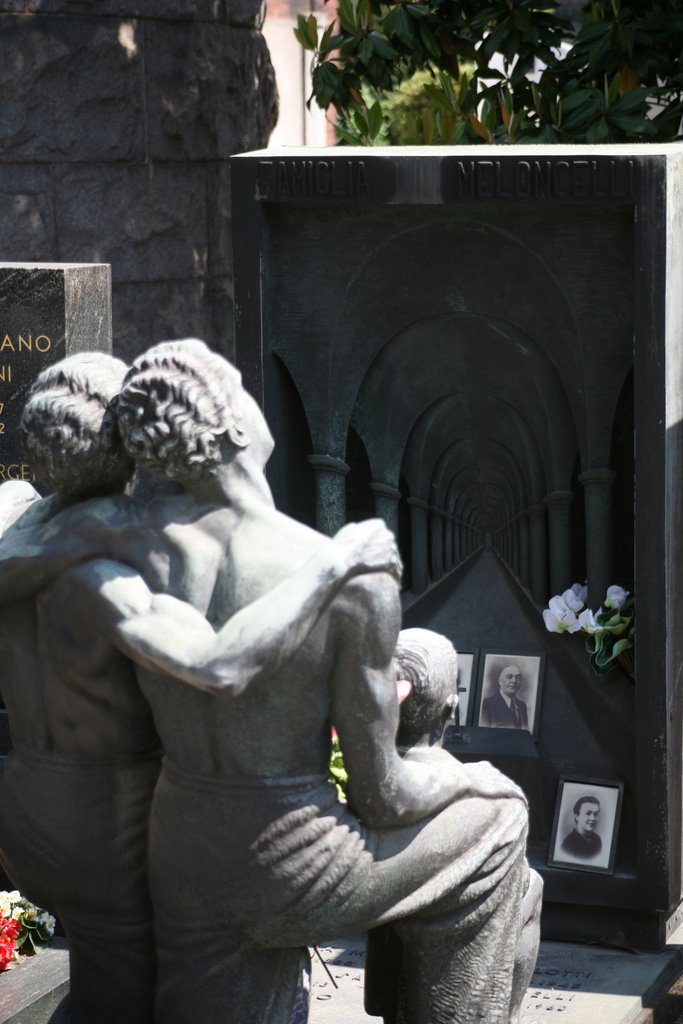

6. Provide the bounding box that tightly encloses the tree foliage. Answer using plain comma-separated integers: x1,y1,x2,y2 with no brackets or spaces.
294,1,683,145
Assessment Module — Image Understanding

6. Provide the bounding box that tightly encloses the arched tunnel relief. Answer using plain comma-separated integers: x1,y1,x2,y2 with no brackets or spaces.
258,204,634,609
232,147,683,947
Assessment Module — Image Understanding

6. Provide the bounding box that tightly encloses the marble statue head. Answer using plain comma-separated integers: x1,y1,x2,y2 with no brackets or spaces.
394,628,458,749
21,352,133,498
116,339,272,484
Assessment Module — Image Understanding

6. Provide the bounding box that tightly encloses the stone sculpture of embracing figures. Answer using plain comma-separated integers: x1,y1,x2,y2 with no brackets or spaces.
0,339,541,1024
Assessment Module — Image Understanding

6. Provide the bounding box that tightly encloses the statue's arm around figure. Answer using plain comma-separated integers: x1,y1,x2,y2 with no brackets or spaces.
58,519,401,696
0,494,137,604
330,573,524,828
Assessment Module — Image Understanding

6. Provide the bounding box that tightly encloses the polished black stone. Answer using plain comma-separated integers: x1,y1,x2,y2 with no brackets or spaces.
0,263,111,487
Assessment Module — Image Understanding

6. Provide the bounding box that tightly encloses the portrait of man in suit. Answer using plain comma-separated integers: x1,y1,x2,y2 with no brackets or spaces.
477,654,543,735
481,665,528,729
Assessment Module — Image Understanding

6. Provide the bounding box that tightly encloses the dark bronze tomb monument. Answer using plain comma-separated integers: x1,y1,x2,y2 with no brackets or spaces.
231,144,683,947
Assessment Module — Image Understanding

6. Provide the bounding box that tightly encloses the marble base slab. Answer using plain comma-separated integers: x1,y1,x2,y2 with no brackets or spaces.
309,936,683,1024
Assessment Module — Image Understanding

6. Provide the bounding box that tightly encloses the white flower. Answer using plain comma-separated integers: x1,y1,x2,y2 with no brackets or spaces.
566,583,588,609
543,608,563,632
11,907,22,921
605,585,629,610
578,608,603,634
42,914,55,935
6,891,20,904
543,595,582,634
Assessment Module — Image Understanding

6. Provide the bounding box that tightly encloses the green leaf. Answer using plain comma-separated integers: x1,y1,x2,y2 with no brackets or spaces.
294,14,317,51
595,644,615,667
609,113,656,134
603,613,622,629
352,105,369,134
419,21,441,61
306,13,319,50
611,86,649,114
319,23,339,57
370,31,397,60
367,99,383,139
392,6,415,47
358,36,374,66
335,121,364,145
338,0,357,34
607,71,621,106
424,82,455,113
329,736,348,799
576,20,612,44
311,62,339,110
612,637,633,658
561,88,600,115
480,96,498,132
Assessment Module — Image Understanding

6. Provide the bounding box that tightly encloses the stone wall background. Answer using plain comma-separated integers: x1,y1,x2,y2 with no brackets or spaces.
0,1,278,362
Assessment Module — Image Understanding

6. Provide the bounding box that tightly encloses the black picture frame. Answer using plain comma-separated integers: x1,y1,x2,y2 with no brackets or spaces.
454,650,478,726
475,651,545,739
548,776,624,875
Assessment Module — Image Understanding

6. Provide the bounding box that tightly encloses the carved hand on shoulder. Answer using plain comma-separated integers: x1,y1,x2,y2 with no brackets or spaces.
333,519,402,583
463,761,527,804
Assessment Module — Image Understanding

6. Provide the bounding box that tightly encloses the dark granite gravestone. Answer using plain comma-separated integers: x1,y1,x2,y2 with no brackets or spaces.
0,263,111,485
230,144,683,948
0,939,69,1024
0,262,111,755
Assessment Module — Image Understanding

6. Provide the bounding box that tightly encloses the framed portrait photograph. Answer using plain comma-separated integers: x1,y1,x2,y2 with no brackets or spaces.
548,777,624,875
475,652,544,738
454,651,477,726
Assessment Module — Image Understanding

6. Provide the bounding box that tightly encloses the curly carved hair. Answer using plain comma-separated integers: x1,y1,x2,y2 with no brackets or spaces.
116,339,248,484
21,352,133,498
394,628,458,748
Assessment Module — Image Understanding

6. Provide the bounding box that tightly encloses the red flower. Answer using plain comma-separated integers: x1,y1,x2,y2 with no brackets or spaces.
0,935,15,970
0,914,19,969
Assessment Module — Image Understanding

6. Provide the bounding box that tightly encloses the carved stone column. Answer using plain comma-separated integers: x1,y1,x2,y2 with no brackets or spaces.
508,521,518,573
510,519,520,577
444,514,455,570
517,511,530,589
369,481,401,537
455,522,465,563
452,519,462,566
499,525,508,564
430,507,445,580
468,524,480,558
578,468,616,607
308,454,349,536
408,497,430,593
527,503,548,604
543,490,574,595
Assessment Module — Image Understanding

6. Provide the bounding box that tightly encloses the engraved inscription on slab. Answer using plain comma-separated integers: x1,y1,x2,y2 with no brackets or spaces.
445,157,636,200
0,263,111,485
0,331,54,483
257,159,371,201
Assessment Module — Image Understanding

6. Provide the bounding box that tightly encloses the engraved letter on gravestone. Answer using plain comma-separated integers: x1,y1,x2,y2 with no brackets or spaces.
0,263,112,485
